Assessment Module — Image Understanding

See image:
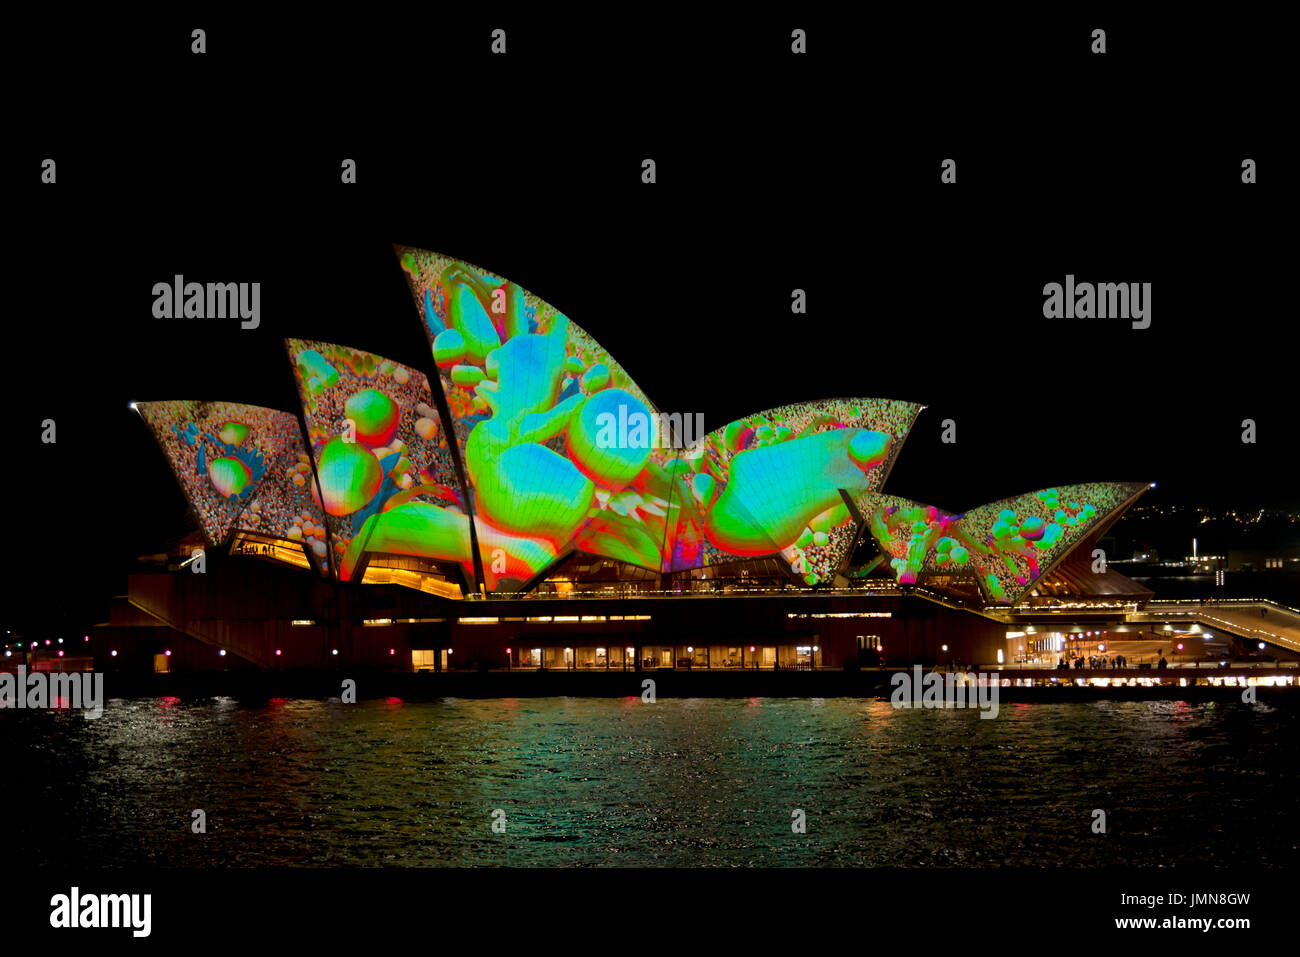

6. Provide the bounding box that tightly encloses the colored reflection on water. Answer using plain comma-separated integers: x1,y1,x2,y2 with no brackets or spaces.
1,696,1295,867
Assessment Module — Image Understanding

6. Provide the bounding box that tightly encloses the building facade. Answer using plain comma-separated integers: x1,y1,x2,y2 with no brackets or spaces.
109,247,1159,673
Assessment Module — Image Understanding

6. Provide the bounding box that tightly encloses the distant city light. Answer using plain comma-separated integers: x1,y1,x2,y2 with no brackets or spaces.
57,638,63,644
111,650,118,657
275,649,282,656
1259,642,1266,650
57,651,64,657
331,649,338,656
164,650,171,657
219,649,227,657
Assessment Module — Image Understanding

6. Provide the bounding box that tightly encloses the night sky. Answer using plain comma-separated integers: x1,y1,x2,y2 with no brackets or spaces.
8,14,1293,635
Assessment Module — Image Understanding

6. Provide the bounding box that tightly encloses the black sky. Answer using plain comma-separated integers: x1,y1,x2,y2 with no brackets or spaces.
8,13,1296,634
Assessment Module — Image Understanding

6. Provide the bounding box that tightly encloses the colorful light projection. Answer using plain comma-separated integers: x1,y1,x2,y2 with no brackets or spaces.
285,340,463,581
856,493,965,586
389,247,928,589
137,400,331,575
393,247,676,589
141,252,1150,600
953,483,1147,603
859,482,1148,603
663,399,922,584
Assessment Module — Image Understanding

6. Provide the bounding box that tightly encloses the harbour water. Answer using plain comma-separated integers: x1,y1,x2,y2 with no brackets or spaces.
3,696,1296,867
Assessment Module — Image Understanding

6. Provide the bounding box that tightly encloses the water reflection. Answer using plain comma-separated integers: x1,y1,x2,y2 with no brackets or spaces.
0,696,1295,867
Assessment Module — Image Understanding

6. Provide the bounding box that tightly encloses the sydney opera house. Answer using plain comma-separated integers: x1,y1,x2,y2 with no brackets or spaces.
97,246,1157,674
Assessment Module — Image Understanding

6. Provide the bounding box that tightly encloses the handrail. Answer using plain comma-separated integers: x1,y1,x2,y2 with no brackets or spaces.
1144,597,1300,615
463,585,905,601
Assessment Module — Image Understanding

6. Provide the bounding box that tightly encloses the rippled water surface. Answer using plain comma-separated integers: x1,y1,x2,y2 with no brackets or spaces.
4,696,1296,866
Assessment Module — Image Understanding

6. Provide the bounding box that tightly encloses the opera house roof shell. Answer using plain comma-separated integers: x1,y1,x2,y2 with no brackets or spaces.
138,246,1149,606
